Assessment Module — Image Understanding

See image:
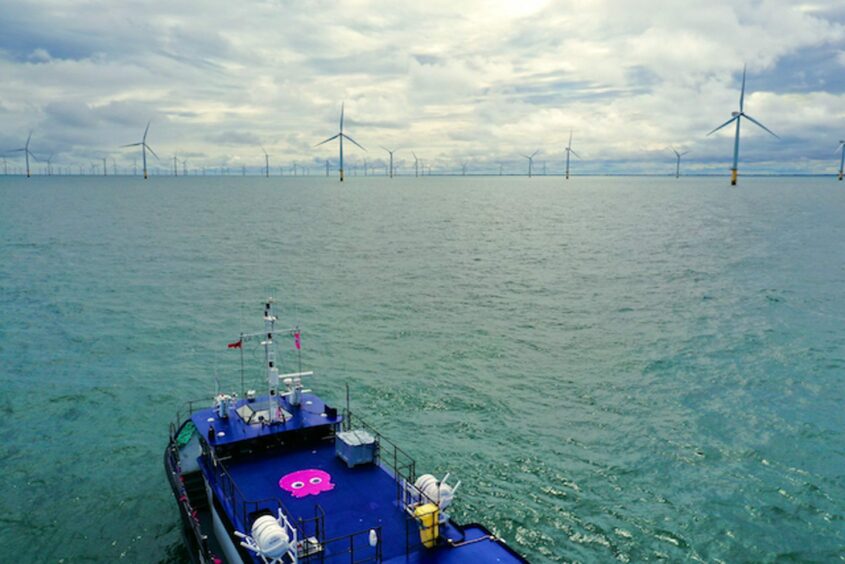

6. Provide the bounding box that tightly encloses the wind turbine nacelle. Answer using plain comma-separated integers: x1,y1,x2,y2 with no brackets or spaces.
731,111,740,117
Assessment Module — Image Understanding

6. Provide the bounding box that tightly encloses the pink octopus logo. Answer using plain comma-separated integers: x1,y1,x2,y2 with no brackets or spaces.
278,469,335,498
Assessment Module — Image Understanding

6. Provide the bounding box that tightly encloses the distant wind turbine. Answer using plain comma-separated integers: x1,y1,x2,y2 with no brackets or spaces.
564,131,581,180
102,157,108,176
707,65,778,186
381,147,397,178
835,140,844,181
461,161,468,176
120,121,158,179
261,146,270,178
521,150,539,177
412,152,419,177
670,147,689,178
9,132,38,178
315,103,365,182
182,159,188,176
46,154,54,176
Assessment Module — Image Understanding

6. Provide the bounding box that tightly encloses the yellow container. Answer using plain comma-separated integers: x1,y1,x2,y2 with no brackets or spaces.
414,503,439,548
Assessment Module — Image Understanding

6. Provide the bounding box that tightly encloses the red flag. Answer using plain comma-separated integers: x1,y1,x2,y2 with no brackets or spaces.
227,339,242,349
294,331,301,350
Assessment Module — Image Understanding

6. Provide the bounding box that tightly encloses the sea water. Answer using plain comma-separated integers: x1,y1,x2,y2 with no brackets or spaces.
0,175,843,562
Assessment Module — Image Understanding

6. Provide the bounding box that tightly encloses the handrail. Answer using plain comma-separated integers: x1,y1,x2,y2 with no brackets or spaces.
165,439,215,563
343,410,417,492
307,526,383,563
205,447,314,543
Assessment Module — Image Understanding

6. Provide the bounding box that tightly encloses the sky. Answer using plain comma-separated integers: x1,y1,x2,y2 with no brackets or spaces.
1,0,845,176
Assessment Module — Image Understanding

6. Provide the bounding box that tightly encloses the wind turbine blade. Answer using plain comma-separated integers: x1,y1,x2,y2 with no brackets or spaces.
742,113,779,138
340,103,345,132
121,142,143,148
680,151,689,156
145,144,160,160
739,64,747,112
570,149,582,160
706,115,739,136
342,133,365,150
670,147,680,157
143,121,151,142
412,151,417,160
834,142,845,154
26,132,32,148
530,150,539,158
568,130,572,147
314,133,340,147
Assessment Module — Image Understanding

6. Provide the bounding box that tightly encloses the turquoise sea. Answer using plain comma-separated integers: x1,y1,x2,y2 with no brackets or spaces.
1,175,843,562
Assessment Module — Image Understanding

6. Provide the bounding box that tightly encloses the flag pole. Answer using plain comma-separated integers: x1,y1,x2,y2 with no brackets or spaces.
239,332,245,396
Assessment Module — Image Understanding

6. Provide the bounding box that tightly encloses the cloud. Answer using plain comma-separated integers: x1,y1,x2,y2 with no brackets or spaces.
0,0,844,174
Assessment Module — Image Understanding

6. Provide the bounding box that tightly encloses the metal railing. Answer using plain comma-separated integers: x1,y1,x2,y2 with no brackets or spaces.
342,410,417,504
317,526,383,563
165,437,215,563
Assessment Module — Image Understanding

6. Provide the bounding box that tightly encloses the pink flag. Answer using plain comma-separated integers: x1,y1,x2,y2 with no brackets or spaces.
294,331,301,350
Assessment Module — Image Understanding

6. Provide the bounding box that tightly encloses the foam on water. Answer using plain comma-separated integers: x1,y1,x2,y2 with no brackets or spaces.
1,175,843,561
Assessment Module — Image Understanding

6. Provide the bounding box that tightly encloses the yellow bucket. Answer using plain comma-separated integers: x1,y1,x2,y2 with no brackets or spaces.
414,503,439,548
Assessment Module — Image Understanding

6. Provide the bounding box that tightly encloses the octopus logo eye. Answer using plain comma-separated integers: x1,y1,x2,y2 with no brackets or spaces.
279,469,335,498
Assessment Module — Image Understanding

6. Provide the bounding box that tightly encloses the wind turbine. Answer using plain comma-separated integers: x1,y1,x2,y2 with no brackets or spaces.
182,159,188,176
102,157,108,176
261,146,270,177
521,150,538,177
9,132,38,178
120,121,158,179
46,154,54,176
315,103,365,181
670,147,689,179
707,65,778,186
835,140,844,181
461,161,468,176
381,147,397,178
564,131,581,180
412,152,419,177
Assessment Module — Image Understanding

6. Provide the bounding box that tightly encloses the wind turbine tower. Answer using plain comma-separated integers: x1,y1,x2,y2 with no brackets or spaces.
707,65,778,185
9,132,38,178
564,131,581,180
521,150,538,177
381,147,397,178
120,121,158,179
261,146,270,177
315,103,365,181
670,147,689,178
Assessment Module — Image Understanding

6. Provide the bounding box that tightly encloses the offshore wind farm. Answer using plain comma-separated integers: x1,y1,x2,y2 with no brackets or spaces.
2,2,845,563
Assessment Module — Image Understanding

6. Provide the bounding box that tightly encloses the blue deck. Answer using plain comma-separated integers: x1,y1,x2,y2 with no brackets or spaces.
191,393,341,447
188,391,526,562
219,442,409,560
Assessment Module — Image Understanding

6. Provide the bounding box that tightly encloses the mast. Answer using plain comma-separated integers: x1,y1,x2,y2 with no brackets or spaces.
262,298,282,423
